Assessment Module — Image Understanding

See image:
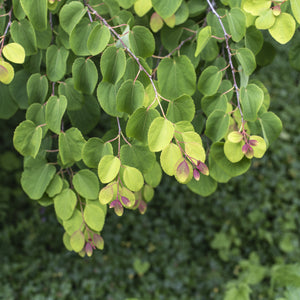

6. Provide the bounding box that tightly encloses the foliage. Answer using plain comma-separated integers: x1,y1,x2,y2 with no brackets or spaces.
0,0,299,256
1,52,300,298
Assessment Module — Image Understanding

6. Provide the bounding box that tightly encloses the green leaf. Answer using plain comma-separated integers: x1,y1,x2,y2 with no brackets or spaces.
291,0,300,24
82,138,113,168
99,182,117,205
160,143,182,176
67,95,100,134
166,95,195,122
70,18,95,56
129,26,155,58
150,12,164,32
240,84,264,122
0,82,18,119
101,46,126,84
70,230,85,252
12,0,26,20
148,117,174,152
224,140,244,163
124,57,151,88
259,112,282,147
72,57,98,95
13,120,42,158
205,110,230,142
227,8,246,42
45,95,67,134
134,0,152,17
59,1,87,35
126,107,160,144
35,25,52,49
209,142,251,183
54,189,77,221
268,13,296,45
181,131,206,162
245,26,263,55
236,48,256,76
9,70,30,109
84,204,105,232
25,103,48,137
242,0,271,16
59,128,86,165
201,93,227,117
195,26,211,57
175,2,189,25
73,169,100,200
21,157,56,200
144,161,162,187
151,0,182,19
250,135,267,158
20,0,47,31
0,60,14,85
2,43,25,64
59,78,84,111
97,81,123,117
10,19,37,56
122,166,144,192
46,174,63,198
255,9,275,30
27,73,48,105
98,155,121,183
198,66,222,96
87,23,111,56
116,79,145,114
120,144,156,173
63,209,82,235
187,175,217,197
157,55,196,100
46,45,69,82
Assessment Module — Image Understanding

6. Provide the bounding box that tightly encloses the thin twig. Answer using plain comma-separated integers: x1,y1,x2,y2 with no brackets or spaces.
206,0,244,123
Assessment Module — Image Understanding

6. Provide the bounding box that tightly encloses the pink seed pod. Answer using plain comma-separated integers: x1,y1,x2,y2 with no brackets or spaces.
85,242,93,257
193,169,200,181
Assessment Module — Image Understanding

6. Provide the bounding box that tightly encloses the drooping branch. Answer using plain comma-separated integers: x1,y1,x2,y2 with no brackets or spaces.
206,0,244,123
86,4,167,118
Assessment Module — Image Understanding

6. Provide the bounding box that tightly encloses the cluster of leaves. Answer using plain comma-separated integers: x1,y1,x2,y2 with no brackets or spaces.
1,0,298,256
1,44,300,297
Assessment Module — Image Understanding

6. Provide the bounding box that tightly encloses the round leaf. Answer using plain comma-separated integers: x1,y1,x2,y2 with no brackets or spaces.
122,166,144,192
84,204,105,232
116,79,145,114
197,66,222,96
54,189,77,221
160,143,182,176
157,55,196,100
73,169,100,199
98,155,121,183
13,120,42,158
87,23,111,55
2,43,25,64
205,110,230,142
268,13,296,45
148,117,175,152
0,60,14,84
72,57,98,95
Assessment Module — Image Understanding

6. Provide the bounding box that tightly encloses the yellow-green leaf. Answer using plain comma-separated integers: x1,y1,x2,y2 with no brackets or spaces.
3,43,25,64
0,60,14,84
268,13,296,45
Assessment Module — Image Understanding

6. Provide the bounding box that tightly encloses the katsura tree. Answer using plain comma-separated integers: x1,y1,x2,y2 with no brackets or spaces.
1,0,298,257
